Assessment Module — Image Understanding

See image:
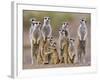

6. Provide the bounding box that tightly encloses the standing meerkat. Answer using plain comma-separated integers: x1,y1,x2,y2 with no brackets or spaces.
77,19,87,41
29,18,36,44
62,37,69,64
31,21,42,44
68,39,76,64
77,19,87,63
29,18,36,64
58,29,66,63
58,22,70,63
42,17,52,41
29,19,42,64
61,22,70,38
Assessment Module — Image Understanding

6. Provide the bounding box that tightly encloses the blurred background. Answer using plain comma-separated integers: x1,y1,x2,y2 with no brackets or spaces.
23,10,91,69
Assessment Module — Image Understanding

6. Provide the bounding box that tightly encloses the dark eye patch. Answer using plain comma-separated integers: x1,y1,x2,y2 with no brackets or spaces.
82,19,84,21
62,30,65,32
44,18,47,19
48,17,50,19
36,22,38,24
32,19,34,21
64,23,66,25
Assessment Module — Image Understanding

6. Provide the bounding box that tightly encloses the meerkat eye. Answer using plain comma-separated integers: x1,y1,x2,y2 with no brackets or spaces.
39,22,41,24
36,22,38,24
44,17,47,19
70,39,72,40
82,19,84,21
48,17,50,19
64,23,65,25
62,30,64,32
32,19,34,21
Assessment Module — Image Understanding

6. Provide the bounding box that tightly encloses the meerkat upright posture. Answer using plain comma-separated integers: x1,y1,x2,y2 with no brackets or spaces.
62,36,69,64
29,19,42,64
29,18,36,64
49,41,59,64
58,22,70,63
42,17,52,42
68,39,76,64
77,19,87,63
29,18,36,44
58,29,66,63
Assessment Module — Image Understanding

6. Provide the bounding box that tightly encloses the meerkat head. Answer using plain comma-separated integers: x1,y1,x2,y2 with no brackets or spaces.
30,18,36,25
59,29,66,37
62,22,69,29
43,17,50,24
47,36,53,43
80,18,86,25
69,38,75,44
36,21,41,28
32,21,41,30
50,41,57,49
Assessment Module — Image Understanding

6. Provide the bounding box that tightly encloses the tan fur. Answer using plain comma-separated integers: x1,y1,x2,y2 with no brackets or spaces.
62,38,69,64
50,46,59,64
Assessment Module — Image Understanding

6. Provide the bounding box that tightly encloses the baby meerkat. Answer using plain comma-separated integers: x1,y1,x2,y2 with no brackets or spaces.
49,41,59,64
37,36,53,64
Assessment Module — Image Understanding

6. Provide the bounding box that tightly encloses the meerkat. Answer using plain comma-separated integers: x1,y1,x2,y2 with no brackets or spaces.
61,22,70,38
43,36,54,64
42,17,52,42
29,18,36,64
49,41,59,64
77,19,87,41
29,18,36,44
77,19,87,63
58,29,66,63
31,21,42,44
29,19,42,64
62,37,69,64
37,36,53,64
58,23,70,63
68,39,76,64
